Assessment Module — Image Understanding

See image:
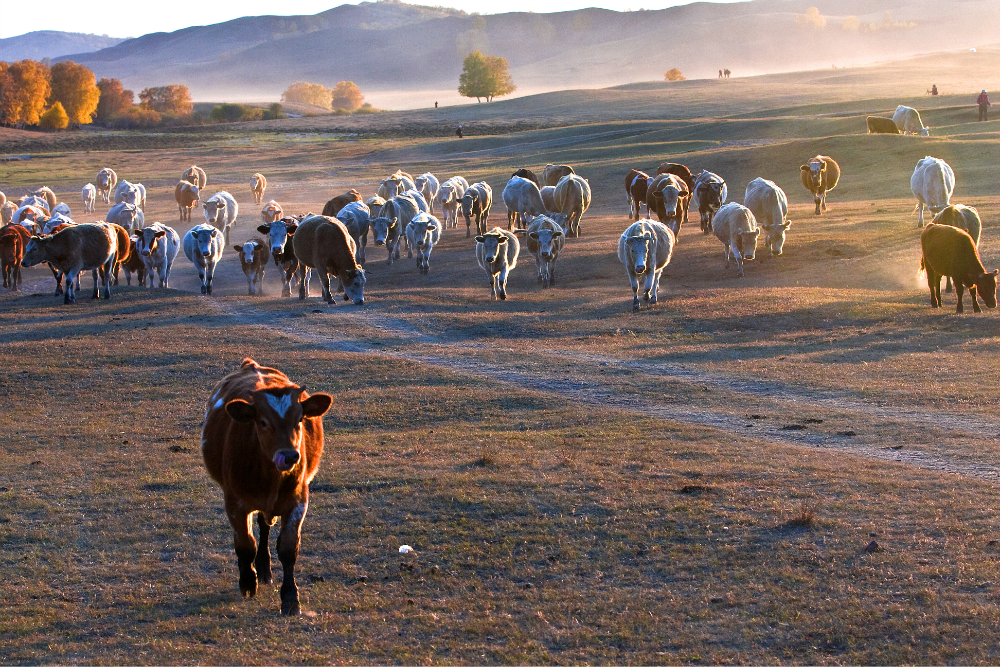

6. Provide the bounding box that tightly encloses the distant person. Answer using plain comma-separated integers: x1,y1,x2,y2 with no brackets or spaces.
456,124,463,139
977,90,991,121
435,101,438,109
718,69,723,78
930,84,938,96
724,68,731,78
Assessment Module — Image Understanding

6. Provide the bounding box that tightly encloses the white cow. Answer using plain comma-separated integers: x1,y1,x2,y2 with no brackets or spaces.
41,214,74,235
911,156,955,227
437,176,468,229
1,201,16,226
135,223,181,289
96,168,117,204
203,191,239,244
52,202,72,217
414,173,440,215
552,174,592,237
744,177,791,257
713,202,760,277
405,212,442,274
476,227,520,300
893,105,930,136
502,176,548,230
183,224,225,295
82,184,96,213
518,214,564,288
377,171,417,200
618,219,675,311
114,180,146,209
106,202,144,232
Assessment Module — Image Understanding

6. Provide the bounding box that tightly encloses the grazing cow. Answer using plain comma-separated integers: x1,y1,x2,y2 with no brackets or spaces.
921,223,998,313
82,184,97,213
257,216,300,297
1,201,15,226
552,174,592,237
712,202,759,277
292,215,366,305
377,193,422,264
182,165,207,189
542,164,574,187
96,168,117,204
21,222,118,304
800,155,840,215
511,168,540,188
335,201,371,266
250,173,266,204
106,202,144,232
692,170,728,234
174,181,200,222
0,224,30,289
461,182,493,237
866,116,900,134
476,227,520,301
377,171,416,200
203,191,239,244
33,186,57,211
321,189,363,217
121,237,148,287
930,204,983,292
893,105,930,136
136,223,181,289
414,173,440,215
405,212,442,274
646,173,690,239
618,219,675,311
234,237,268,295
540,186,557,213
261,200,283,224
114,180,146,209
502,176,548,231
365,195,385,220
519,214,564,288
744,177,791,256
911,156,955,227
183,224,225,295
436,176,468,229
626,169,650,221
201,358,333,616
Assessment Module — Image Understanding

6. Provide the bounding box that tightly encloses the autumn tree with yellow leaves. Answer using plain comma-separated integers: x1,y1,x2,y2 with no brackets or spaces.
49,61,100,125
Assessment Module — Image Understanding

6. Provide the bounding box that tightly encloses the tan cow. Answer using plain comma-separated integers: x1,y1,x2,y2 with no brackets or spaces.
182,165,207,189
292,215,366,305
251,173,266,204
260,200,283,224
800,155,840,215
175,181,200,222
21,222,118,304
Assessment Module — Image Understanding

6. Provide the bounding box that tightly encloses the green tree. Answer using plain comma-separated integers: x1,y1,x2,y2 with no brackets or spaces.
38,101,69,130
49,61,100,125
458,51,515,103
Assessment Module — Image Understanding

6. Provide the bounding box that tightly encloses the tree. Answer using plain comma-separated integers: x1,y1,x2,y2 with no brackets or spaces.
209,103,263,123
331,81,364,111
796,7,827,29
458,51,515,103
262,103,285,120
139,84,193,115
281,82,332,110
38,101,69,130
0,60,51,128
49,61,100,125
95,78,134,123
664,68,686,82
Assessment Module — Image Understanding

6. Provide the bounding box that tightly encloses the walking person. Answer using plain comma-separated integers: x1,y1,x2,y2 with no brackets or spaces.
456,124,464,139
977,90,991,121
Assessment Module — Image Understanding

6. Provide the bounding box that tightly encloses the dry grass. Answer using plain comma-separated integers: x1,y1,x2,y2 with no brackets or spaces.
3,60,1000,664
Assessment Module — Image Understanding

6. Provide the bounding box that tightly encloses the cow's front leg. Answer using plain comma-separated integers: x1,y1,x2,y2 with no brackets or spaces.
629,271,640,311
277,502,307,616
497,265,509,300
226,500,257,598
255,513,273,585
644,270,656,305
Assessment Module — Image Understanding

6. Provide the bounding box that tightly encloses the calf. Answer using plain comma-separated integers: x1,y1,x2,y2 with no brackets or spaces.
203,191,239,244
552,174,591,237
518,214,564,288
712,202,759,277
618,219,675,311
0,224,30,289
626,169,650,221
921,223,998,313
121,237,148,287
234,237,268,295
800,155,840,215
258,217,300,297
405,212,442,274
436,176,468,229
693,170,727,234
335,201,371,266
201,357,333,616
107,202,144,231
321,189,363,217
866,116,900,134
461,182,493,237
251,173,267,204
21,222,118,304
476,227,520,301
136,223,181,289
82,184,97,213
96,167,117,204
183,224,225,294
261,200,283,224
175,181,200,222
292,215,366,305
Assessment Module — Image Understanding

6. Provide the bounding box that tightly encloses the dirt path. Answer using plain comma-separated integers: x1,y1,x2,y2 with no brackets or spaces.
210,298,1000,483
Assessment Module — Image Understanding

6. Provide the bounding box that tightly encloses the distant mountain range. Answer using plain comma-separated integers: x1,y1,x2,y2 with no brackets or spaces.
5,0,996,107
0,31,125,63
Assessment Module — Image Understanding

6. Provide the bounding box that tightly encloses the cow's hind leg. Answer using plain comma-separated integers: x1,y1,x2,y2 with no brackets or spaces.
255,513,273,585
277,503,307,616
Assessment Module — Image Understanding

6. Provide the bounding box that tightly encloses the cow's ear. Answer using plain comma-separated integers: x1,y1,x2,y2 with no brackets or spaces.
209,228,218,237
301,393,333,418
154,230,166,238
553,230,563,238
226,399,256,422
475,236,485,243
497,236,508,245
528,232,539,240
233,245,242,252
783,220,792,229
257,224,271,234
800,165,809,171
285,223,297,234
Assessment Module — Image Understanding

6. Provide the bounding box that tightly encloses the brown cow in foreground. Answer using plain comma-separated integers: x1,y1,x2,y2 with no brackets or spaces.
921,223,998,313
0,224,30,289
321,189,363,217
201,358,333,616
21,222,118,304
292,215,366,304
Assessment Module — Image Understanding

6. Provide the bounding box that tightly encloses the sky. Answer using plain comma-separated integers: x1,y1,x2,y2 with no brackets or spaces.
0,0,742,39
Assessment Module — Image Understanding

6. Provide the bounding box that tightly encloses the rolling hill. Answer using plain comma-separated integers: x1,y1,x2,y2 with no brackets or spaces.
0,31,125,63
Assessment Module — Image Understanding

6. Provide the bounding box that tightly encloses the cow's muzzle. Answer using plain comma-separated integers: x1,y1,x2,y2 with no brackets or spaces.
273,449,300,471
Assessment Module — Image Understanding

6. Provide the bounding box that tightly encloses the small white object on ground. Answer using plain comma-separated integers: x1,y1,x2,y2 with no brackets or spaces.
399,545,414,554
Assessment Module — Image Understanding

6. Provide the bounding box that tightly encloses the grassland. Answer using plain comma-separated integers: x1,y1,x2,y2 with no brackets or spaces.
3,54,1000,664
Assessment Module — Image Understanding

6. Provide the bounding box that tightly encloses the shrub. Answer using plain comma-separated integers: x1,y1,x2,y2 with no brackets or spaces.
664,68,686,82
38,101,69,130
